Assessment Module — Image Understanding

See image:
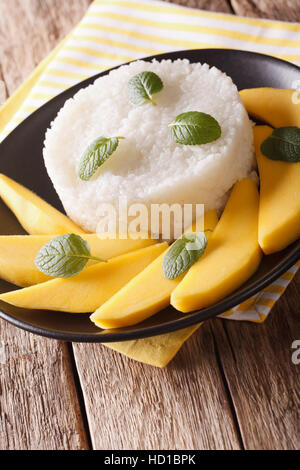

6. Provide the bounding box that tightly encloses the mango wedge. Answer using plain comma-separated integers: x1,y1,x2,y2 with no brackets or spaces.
171,179,262,313
254,126,300,254
240,88,300,127
0,243,167,313
0,234,157,287
0,173,84,235
90,211,219,329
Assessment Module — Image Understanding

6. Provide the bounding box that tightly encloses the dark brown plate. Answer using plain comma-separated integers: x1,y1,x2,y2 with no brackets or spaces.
0,49,299,342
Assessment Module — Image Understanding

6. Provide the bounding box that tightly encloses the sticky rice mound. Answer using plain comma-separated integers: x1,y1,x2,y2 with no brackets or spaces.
43,59,254,233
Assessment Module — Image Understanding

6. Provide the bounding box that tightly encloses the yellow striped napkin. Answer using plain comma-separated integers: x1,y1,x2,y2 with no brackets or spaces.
0,0,299,367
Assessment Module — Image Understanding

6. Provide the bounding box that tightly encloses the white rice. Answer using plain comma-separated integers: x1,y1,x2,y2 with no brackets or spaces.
43,59,254,233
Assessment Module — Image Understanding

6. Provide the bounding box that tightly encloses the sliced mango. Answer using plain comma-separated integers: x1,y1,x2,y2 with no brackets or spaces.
0,243,167,313
0,173,84,235
240,88,300,127
0,234,157,287
254,125,300,254
90,211,219,329
171,179,262,313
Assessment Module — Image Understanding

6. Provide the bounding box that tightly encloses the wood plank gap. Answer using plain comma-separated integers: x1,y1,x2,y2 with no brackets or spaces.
211,325,245,450
67,343,93,450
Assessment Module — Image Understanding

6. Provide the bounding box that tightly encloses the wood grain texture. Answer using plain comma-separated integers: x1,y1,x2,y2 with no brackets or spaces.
230,0,300,22
0,0,93,94
164,0,232,12
73,324,242,450
0,323,89,450
211,271,300,450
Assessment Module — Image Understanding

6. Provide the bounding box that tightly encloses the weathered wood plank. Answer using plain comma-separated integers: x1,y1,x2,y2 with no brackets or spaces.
169,0,300,451
0,323,89,449
73,323,242,450
0,0,93,450
230,0,300,22
73,268,300,450
0,0,299,452
211,271,300,450
0,0,240,451
164,0,232,12
0,0,93,94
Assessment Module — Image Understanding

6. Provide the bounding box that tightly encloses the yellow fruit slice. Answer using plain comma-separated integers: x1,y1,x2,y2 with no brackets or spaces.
0,173,84,235
0,234,157,287
91,211,219,329
240,88,300,127
171,179,262,313
254,125,300,254
0,243,167,313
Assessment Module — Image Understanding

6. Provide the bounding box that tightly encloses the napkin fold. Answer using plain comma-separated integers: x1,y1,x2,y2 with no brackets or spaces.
0,0,299,366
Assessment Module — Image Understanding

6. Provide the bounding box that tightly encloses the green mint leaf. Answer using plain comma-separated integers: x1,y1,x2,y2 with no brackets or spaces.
162,232,207,280
128,71,164,106
79,136,123,181
35,234,107,279
169,111,221,145
260,127,300,162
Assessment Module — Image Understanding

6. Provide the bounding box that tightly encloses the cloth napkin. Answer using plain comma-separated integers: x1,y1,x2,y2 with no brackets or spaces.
0,0,299,367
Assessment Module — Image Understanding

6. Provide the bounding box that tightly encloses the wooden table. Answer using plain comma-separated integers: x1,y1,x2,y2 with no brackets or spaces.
0,0,299,451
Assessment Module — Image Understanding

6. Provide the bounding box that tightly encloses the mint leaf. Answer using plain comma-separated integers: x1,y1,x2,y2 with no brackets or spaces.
35,234,107,279
260,127,300,162
162,232,207,280
128,71,164,106
79,136,123,181
169,111,221,145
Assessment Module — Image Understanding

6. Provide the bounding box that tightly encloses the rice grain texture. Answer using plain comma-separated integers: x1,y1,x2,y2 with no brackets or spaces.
43,59,254,233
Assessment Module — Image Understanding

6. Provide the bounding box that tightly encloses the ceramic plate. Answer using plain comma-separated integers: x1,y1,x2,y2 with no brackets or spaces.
0,49,299,342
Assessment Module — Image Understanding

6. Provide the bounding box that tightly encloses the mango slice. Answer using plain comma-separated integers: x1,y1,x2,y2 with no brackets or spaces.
240,88,300,127
0,234,157,287
0,243,167,313
171,179,262,313
254,125,300,254
0,173,84,235
90,211,219,329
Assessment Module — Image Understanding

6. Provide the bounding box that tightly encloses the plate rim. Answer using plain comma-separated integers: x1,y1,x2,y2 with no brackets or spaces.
0,48,299,343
